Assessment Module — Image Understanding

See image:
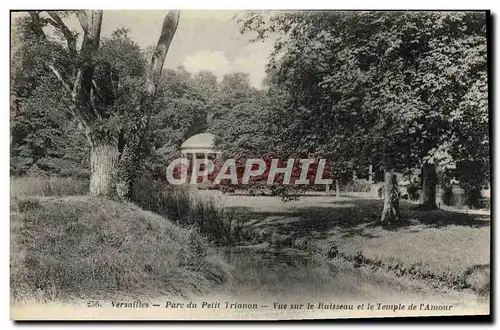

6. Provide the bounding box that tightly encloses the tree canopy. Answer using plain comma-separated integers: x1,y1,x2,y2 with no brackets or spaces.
236,11,489,209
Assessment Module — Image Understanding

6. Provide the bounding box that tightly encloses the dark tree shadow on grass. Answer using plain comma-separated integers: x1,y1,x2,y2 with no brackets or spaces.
409,211,489,228
341,227,379,239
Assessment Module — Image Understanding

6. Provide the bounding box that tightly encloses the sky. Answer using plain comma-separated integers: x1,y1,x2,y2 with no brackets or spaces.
12,10,275,88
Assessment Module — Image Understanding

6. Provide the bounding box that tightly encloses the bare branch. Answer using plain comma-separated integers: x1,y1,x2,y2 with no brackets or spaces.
69,10,104,128
72,70,82,100
90,86,99,117
45,11,77,57
147,10,180,94
48,64,82,119
76,10,89,32
88,11,103,47
28,11,47,39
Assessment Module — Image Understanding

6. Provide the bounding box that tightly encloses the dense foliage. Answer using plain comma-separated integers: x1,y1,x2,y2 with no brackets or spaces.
237,11,489,208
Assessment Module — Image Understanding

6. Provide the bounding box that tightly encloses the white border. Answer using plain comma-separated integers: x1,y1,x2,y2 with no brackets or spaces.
1,1,497,10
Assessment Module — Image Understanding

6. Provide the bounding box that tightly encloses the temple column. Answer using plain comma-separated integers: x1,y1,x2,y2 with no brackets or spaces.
187,152,193,184
203,152,209,183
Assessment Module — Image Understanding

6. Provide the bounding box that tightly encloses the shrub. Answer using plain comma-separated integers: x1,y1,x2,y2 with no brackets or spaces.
463,264,490,297
407,185,420,201
131,178,191,222
10,196,233,303
270,185,301,202
294,236,316,251
131,177,248,246
269,232,294,249
346,179,372,192
476,197,490,210
464,186,483,209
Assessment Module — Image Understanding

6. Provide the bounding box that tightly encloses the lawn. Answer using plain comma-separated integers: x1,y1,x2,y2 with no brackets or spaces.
212,194,490,292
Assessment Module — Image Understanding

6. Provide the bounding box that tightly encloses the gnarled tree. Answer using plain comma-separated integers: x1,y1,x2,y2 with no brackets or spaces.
28,10,180,198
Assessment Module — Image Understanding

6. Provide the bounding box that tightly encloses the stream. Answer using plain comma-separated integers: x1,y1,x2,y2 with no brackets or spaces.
213,246,488,313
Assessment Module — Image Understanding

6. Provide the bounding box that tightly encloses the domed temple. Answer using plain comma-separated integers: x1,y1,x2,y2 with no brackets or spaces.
180,133,220,184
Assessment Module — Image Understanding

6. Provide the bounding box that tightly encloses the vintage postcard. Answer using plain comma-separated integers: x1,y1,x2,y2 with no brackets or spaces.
10,9,491,320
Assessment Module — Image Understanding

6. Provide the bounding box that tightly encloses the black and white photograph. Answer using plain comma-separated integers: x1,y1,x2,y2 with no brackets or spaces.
8,9,491,320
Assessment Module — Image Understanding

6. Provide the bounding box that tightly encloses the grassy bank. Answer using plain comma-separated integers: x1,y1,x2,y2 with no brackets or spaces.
11,176,245,246
10,195,233,303
324,223,490,295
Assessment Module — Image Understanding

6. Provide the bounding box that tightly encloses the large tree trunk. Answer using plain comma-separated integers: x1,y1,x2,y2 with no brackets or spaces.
89,142,119,196
420,162,438,209
380,154,400,224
